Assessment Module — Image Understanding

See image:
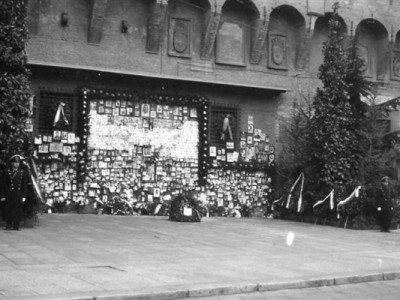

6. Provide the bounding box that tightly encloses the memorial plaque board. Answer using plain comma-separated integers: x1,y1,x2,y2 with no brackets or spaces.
216,22,245,66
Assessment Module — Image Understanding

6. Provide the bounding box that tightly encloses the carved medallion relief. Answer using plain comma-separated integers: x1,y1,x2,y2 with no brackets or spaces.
268,34,288,70
168,17,191,58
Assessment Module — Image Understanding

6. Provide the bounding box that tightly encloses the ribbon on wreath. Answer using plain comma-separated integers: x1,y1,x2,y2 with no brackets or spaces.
313,189,335,210
286,172,304,212
220,114,233,141
336,186,361,219
53,102,69,126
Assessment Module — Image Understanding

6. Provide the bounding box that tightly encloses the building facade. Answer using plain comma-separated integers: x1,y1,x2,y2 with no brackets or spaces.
24,0,400,213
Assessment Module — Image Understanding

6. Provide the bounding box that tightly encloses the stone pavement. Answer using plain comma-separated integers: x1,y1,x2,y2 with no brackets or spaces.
0,214,399,300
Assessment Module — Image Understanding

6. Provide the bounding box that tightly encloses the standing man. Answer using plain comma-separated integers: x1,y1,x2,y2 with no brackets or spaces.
376,176,394,233
0,155,28,231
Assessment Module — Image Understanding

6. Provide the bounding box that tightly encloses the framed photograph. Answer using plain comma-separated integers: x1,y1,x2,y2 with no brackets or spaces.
209,146,217,157
38,144,49,153
120,108,127,116
153,187,161,198
189,108,197,118
150,110,156,118
127,107,133,116
67,132,75,144
247,124,254,133
240,141,246,149
247,135,253,145
63,146,72,156
115,100,121,107
61,131,68,143
99,99,104,105
121,100,126,107
105,107,112,115
141,103,150,117
97,105,105,114
88,189,96,197
113,108,119,116
143,146,152,157
226,141,234,149
105,100,112,107
49,142,63,153
53,130,61,141
34,135,42,145
254,129,262,142
142,163,156,182
156,105,163,113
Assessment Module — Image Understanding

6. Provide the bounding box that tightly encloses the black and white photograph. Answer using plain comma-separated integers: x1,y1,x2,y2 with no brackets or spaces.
3,2,400,300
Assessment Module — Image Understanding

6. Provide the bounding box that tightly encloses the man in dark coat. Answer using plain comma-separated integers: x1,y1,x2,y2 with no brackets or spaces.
0,155,28,231
376,176,394,233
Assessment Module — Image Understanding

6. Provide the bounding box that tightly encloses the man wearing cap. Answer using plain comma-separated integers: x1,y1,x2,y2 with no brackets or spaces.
375,176,395,233
0,155,28,231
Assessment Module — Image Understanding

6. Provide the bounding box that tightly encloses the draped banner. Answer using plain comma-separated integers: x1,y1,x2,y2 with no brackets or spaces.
286,172,304,212
336,186,361,218
313,189,334,210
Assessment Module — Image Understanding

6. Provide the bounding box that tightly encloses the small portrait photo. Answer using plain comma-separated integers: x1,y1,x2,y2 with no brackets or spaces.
99,99,104,106
163,109,170,119
190,108,198,118
120,108,127,116
150,110,156,118
61,131,68,143
134,107,140,117
38,144,49,153
115,100,121,107
209,146,217,157
113,108,119,116
105,107,112,115
43,135,48,143
247,124,254,133
105,100,112,107
126,107,133,116
240,141,246,149
63,146,72,156
67,132,75,144
34,135,42,145
226,141,234,150
254,129,262,142
120,100,126,107
247,135,253,145
156,105,163,113
141,103,150,117
97,105,105,114
153,187,161,198
53,130,61,141
143,146,152,157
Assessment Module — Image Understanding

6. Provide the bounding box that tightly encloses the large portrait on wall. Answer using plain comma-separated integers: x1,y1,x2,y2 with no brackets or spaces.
391,50,400,81
268,34,288,70
168,17,191,58
216,21,245,66
358,44,372,77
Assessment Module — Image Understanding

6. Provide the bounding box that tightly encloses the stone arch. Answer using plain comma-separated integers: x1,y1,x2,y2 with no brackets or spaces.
215,0,259,65
268,5,306,71
395,30,400,49
355,19,389,80
309,13,348,73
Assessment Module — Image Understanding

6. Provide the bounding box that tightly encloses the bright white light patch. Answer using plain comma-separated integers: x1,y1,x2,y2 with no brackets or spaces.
286,232,295,246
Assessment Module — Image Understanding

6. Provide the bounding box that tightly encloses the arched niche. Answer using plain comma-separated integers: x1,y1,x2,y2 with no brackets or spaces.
309,13,347,73
268,5,306,71
395,31,400,49
166,0,211,58
355,19,389,80
215,0,260,66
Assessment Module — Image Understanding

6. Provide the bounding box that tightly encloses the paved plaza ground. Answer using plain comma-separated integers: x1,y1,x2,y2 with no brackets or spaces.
0,214,400,299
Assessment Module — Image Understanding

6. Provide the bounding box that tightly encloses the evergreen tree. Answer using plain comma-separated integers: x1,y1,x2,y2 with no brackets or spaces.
309,3,361,189
0,0,32,164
